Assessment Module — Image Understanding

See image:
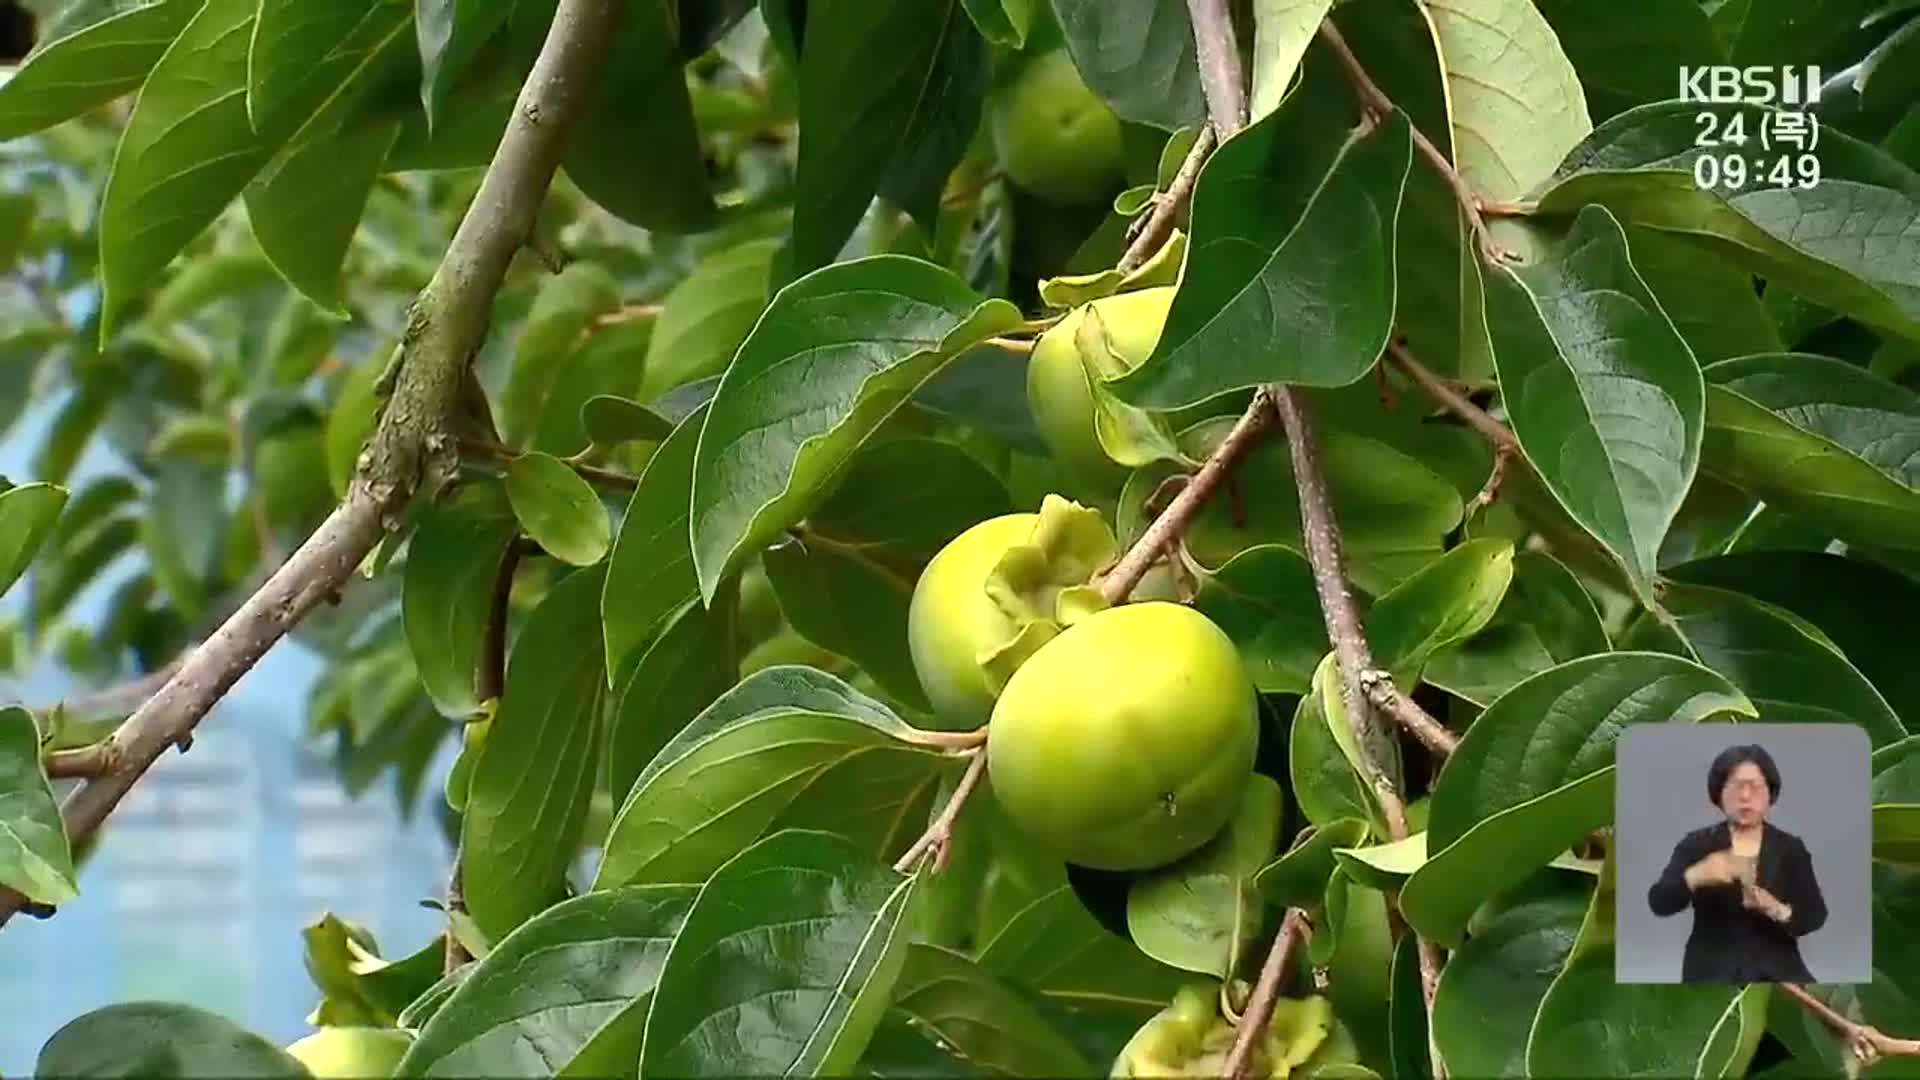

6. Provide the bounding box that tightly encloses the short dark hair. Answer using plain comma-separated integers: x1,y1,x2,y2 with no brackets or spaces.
1707,743,1782,805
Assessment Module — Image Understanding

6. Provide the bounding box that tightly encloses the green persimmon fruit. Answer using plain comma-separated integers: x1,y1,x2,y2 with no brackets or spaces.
284,1027,410,1079
988,601,1257,871
1028,287,1174,487
991,49,1126,206
1111,984,1348,1078
906,511,1040,727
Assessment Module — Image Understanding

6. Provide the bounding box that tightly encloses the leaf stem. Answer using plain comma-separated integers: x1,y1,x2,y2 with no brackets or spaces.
1386,339,1519,518
458,436,640,491
1781,982,1920,1065
1118,126,1217,274
1223,908,1313,1079
1316,20,1505,264
43,742,116,779
893,747,988,874
0,0,627,930
591,303,662,330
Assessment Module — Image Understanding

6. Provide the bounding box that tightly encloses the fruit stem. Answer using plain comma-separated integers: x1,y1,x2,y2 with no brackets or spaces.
1223,908,1312,1080
893,747,989,874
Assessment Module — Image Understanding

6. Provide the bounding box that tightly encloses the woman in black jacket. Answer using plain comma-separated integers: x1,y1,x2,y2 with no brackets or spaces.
1647,743,1828,984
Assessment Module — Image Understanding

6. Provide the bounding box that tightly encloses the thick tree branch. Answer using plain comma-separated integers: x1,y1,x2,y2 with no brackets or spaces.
1317,21,1503,263
1224,908,1312,1080
0,0,625,930
458,436,640,490
1117,126,1216,274
1781,983,1920,1066
1187,0,1247,135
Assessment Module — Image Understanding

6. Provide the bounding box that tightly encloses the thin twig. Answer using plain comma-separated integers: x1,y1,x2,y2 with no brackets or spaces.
893,748,988,874
1780,983,1920,1066
458,436,640,491
1386,340,1520,516
590,303,661,330
1479,199,1537,216
43,742,116,780
447,544,520,974
1097,390,1277,605
1317,21,1504,264
1361,671,1458,756
1117,126,1217,274
1224,908,1313,1079
0,0,626,930
35,660,183,725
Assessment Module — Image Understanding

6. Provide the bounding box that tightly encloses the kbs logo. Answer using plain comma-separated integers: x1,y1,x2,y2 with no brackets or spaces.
1678,66,1824,105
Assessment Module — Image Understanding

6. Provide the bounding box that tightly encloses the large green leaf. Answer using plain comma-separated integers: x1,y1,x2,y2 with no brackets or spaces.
602,404,705,678
1402,653,1753,945
0,481,68,598
884,944,1094,1076
1527,953,1759,1077
764,540,928,712
396,885,697,1077
1429,874,1586,1077
1249,0,1334,121
1420,0,1591,201
1113,75,1411,405
1049,0,1204,131
36,1003,306,1078
1624,226,1782,365
788,0,983,273
638,238,778,403
244,112,402,315
415,0,512,130
1531,0,1722,121
977,884,1188,1015
1254,817,1369,910
1191,544,1325,695
594,666,949,889
248,0,405,129
0,0,198,140
0,706,76,905
402,481,517,719
874,3,987,234
807,437,1013,564
1126,775,1284,979
606,596,736,805
1423,550,1608,707
1324,870,1395,1071
641,829,923,1077
506,452,612,567
1670,551,1920,729
1478,205,1703,604
1873,736,1920,865
463,568,608,941
1289,686,1378,832
1364,537,1513,679
1534,101,1920,345
502,263,623,447
1699,354,1920,554
1625,583,1908,748
1713,0,1868,66
688,256,1020,600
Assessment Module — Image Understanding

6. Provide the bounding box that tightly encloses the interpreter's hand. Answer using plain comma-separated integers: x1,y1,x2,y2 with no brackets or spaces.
1743,883,1792,923
1684,850,1739,889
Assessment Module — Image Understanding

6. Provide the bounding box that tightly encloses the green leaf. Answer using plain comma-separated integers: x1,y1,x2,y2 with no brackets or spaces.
1862,14,1920,109
689,255,1020,601
1421,0,1591,201
1670,551,1920,729
1624,583,1908,748
1478,205,1704,603
36,1003,307,1078
416,0,512,131
1254,817,1369,909
0,481,68,598
1289,685,1377,832
1249,0,1334,121
1402,653,1753,945
886,943,1093,1075
1126,775,1284,978
503,263,623,448
1527,953,1757,1077
602,404,706,678
526,321,655,459
463,567,608,941
638,238,778,402
1424,550,1608,707
1112,101,1413,406
594,666,947,889
402,480,518,718
1713,0,1868,66
808,437,1013,564
641,829,923,1077
300,915,445,1027
1191,544,1325,695
396,884,697,1077
875,4,986,234
1700,354,1920,554
563,3,716,232
325,353,384,499
1050,0,1204,131
1388,934,1430,1080
0,0,198,140
506,452,611,567
1170,418,1463,595
146,249,279,324
580,395,673,452
1332,832,1429,893
96,0,409,337
959,0,1031,47
1429,874,1586,1078
977,884,1188,1015
1324,870,1395,1071
789,0,980,272
1531,0,1723,122
1364,538,1513,679
1622,225,1782,366
1535,101,1920,345
0,705,77,905
244,114,402,314
1873,737,1920,864
765,541,928,712
248,0,404,130
606,595,736,803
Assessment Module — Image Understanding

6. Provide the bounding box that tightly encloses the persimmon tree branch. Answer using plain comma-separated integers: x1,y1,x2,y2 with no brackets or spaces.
0,0,625,930
1223,908,1313,1078
1118,126,1216,274
1386,339,1518,516
1780,983,1920,1066
893,747,987,874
